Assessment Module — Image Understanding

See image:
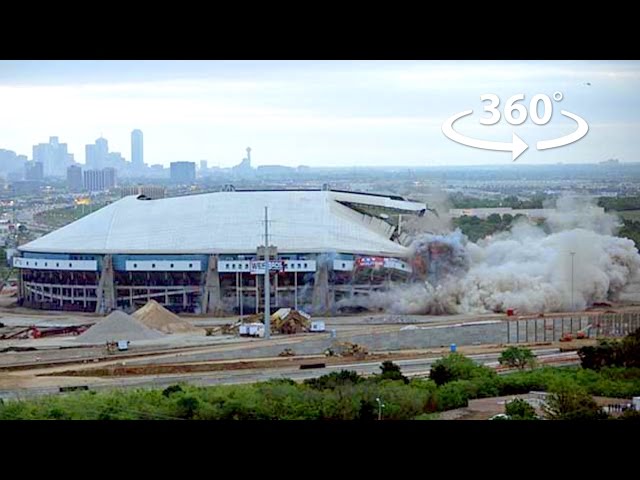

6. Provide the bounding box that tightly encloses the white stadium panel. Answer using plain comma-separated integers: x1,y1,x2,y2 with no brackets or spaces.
218,259,316,273
333,259,355,271
218,260,253,272
13,257,97,271
383,258,412,272
125,260,202,271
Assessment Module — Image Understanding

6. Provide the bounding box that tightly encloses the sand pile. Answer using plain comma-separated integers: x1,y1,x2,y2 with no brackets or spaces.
77,310,165,343
132,300,205,335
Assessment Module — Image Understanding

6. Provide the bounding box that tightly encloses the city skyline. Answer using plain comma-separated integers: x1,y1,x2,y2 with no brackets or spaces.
0,60,639,168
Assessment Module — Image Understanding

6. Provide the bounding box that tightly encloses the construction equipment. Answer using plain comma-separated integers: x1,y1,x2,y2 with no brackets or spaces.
336,342,368,359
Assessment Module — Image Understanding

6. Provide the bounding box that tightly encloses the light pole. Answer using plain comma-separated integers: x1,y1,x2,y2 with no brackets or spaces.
570,251,576,311
264,206,271,339
376,397,385,421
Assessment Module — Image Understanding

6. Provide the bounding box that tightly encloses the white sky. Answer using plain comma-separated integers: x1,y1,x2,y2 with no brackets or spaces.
0,60,638,167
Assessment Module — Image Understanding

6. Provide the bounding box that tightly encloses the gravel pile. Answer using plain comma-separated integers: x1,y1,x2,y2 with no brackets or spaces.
76,310,165,343
132,300,205,335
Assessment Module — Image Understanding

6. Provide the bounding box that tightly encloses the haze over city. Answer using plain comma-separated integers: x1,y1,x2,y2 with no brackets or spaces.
1,60,639,168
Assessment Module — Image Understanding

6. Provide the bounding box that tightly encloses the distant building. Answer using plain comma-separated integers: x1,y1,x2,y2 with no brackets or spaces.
85,137,110,170
600,158,620,165
0,149,27,178
10,180,43,195
120,184,166,199
24,161,44,181
231,147,254,178
170,162,196,184
84,167,116,192
32,136,73,177
131,129,144,169
67,165,83,192
200,160,208,171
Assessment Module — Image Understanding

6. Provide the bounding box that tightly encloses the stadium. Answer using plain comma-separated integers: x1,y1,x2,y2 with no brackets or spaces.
13,189,433,314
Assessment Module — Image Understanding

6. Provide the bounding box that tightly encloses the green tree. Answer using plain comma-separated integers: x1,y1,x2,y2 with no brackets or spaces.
378,361,408,383
543,379,608,420
499,346,537,370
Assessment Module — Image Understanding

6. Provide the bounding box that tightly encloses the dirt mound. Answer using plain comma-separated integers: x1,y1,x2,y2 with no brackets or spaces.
77,310,165,343
132,300,205,335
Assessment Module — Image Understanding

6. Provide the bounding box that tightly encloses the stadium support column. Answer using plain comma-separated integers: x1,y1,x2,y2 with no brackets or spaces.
17,267,24,304
312,258,332,315
95,254,116,314
202,254,222,314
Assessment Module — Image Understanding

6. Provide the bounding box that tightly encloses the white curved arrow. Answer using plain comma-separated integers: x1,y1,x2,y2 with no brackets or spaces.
442,110,529,161
536,110,589,151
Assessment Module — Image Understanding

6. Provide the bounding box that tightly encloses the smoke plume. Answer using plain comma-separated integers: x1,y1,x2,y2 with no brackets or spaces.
341,196,640,314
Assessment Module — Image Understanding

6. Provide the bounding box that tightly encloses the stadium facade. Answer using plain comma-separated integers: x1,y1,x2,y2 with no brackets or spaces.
14,189,428,314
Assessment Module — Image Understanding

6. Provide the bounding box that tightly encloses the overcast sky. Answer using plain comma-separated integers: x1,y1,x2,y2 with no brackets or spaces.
0,60,638,167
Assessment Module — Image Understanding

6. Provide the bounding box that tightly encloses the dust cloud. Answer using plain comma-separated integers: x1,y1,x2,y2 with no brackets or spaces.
340,196,640,314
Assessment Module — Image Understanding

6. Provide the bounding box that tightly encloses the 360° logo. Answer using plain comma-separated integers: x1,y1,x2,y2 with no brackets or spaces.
442,93,589,161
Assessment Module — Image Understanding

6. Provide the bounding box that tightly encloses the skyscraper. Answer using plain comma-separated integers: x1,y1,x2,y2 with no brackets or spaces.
32,136,73,177
67,165,83,192
131,129,144,168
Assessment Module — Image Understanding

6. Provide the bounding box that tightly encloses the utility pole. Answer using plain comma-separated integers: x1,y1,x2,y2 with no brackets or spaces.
570,251,575,311
263,206,271,339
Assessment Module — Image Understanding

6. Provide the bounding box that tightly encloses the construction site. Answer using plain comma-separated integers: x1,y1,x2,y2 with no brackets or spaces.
2,188,640,403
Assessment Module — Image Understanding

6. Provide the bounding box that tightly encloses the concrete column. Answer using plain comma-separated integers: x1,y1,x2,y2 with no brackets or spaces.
95,254,116,314
312,259,331,315
201,254,222,314
17,269,24,304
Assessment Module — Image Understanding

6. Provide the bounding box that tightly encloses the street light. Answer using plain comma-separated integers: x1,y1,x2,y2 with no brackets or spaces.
569,251,576,311
376,397,385,421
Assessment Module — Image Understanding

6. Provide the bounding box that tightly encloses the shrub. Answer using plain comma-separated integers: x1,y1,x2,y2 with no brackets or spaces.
429,353,495,386
436,381,471,411
304,370,363,390
499,346,536,370
162,384,184,397
505,398,537,420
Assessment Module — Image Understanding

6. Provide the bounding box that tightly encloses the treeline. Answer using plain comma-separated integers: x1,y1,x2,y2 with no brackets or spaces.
449,193,548,210
453,213,528,242
598,196,640,212
2,346,640,420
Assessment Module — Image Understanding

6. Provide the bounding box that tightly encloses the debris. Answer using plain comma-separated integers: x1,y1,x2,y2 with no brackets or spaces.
271,308,311,334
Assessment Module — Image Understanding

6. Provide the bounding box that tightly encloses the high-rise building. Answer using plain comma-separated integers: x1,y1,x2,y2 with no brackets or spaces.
0,149,27,178
67,165,83,192
24,161,44,181
83,167,117,192
170,162,196,184
86,137,109,170
200,160,208,171
131,129,144,168
32,136,73,177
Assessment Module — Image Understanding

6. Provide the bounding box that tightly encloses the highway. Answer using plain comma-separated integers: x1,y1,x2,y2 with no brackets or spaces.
0,348,579,401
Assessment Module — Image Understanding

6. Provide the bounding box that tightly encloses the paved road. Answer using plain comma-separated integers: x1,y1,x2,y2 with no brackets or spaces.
0,348,578,401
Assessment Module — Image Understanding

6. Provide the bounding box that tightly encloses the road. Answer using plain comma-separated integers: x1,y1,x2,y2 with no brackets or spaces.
0,348,579,401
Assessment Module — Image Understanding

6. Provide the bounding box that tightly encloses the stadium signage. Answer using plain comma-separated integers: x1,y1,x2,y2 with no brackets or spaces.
250,260,285,274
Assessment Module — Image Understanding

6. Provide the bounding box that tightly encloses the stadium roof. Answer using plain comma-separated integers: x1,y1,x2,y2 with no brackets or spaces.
20,190,427,257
